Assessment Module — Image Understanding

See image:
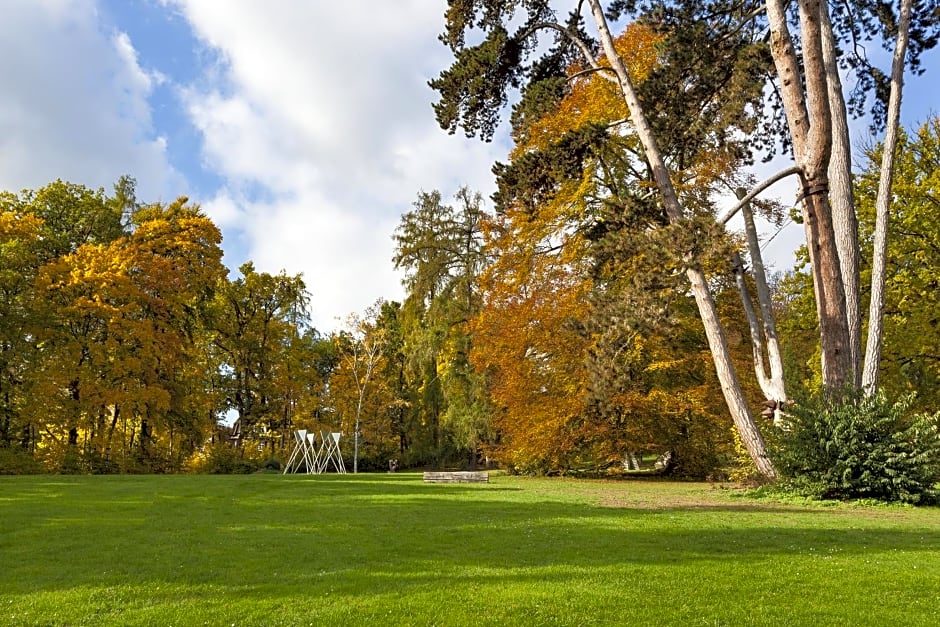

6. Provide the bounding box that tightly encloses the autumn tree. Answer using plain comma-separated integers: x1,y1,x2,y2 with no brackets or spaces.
0,180,128,459
123,199,228,464
475,181,749,475
0,206,43,453
0,178,341,473
21,194,226,471
434,2,780,475
329,301,393,473
471,202,595,472
433,0,939,475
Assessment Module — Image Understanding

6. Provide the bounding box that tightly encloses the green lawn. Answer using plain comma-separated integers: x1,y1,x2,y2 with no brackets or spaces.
1,473,938,626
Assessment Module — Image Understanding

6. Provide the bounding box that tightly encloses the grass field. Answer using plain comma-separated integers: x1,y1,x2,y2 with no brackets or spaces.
1,473,938,626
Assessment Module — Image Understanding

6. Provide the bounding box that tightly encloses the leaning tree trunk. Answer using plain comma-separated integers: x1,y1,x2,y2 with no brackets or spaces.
732,253,775,394
821,8,861,387
734,190,787,424
766,0,851,393
862,0,913,393
587,0,775,477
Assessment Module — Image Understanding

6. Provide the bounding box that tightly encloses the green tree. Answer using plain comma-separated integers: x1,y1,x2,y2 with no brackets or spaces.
283,327,339,435
373,301,414,461
15,180,125,262
393,188,489,467
210,262,310,454
855,118,940,410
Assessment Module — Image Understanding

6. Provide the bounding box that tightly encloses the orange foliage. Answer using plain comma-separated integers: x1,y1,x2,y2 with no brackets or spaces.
471,21,744,474
472,207,595,471
513,22,664,158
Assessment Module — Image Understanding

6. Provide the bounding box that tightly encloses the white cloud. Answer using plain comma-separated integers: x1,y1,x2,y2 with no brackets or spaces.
171,0,507,330
0,0,181,200
113,31,167,93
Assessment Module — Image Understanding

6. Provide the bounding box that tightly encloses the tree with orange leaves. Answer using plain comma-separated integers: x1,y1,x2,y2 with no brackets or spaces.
471,203,593,472
437,4,779,476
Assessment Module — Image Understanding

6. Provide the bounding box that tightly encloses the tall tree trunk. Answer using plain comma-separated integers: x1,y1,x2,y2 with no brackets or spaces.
354,393,363,474
766,0,851,392
732,253,773,395
587,0,775,477
862,0,913,393
737,191,788,423
821,8,861,387
106,404,120,449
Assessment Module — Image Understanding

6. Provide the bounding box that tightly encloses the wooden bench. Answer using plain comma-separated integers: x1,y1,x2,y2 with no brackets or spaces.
422,471,489,484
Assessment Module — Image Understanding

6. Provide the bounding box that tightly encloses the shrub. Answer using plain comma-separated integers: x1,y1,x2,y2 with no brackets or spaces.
775,390,940,504
186,443,259,474
0,446,44,475
726,427,768,485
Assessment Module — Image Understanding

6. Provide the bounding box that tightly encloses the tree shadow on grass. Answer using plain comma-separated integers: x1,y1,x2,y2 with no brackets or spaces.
3,475,938,627
3,476,939,593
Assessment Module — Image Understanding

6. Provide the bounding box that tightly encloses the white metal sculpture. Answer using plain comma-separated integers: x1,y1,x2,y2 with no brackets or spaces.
283,429,313,474
318,430,346,474
283,429,345,474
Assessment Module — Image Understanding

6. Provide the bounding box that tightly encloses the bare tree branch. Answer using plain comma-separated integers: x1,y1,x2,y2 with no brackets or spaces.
719,166,802,224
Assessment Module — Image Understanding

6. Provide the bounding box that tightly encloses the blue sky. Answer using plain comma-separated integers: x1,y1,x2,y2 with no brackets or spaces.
1,1,937,331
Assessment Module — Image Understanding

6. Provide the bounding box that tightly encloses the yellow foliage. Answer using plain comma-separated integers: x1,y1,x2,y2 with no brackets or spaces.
726,427,762,484
0,211,43,240
513,22,664,158
24,202,225,466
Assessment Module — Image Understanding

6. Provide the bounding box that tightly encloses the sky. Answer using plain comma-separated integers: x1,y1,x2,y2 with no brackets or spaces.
1,1,937,331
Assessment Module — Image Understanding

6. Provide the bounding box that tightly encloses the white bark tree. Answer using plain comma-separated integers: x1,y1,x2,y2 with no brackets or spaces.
821,7,862,387
765,0,852,393
862,0,914,393
729,191,788,424
585,0,775,477
341,305,387,474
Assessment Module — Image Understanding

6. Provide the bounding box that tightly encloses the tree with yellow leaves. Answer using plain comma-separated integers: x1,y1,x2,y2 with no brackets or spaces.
28,195,226,471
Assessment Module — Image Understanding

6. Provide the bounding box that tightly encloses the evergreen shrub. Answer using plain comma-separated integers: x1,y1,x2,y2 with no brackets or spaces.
775,390,940,503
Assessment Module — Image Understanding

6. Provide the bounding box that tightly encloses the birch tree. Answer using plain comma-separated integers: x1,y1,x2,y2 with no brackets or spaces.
337,303,388,473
